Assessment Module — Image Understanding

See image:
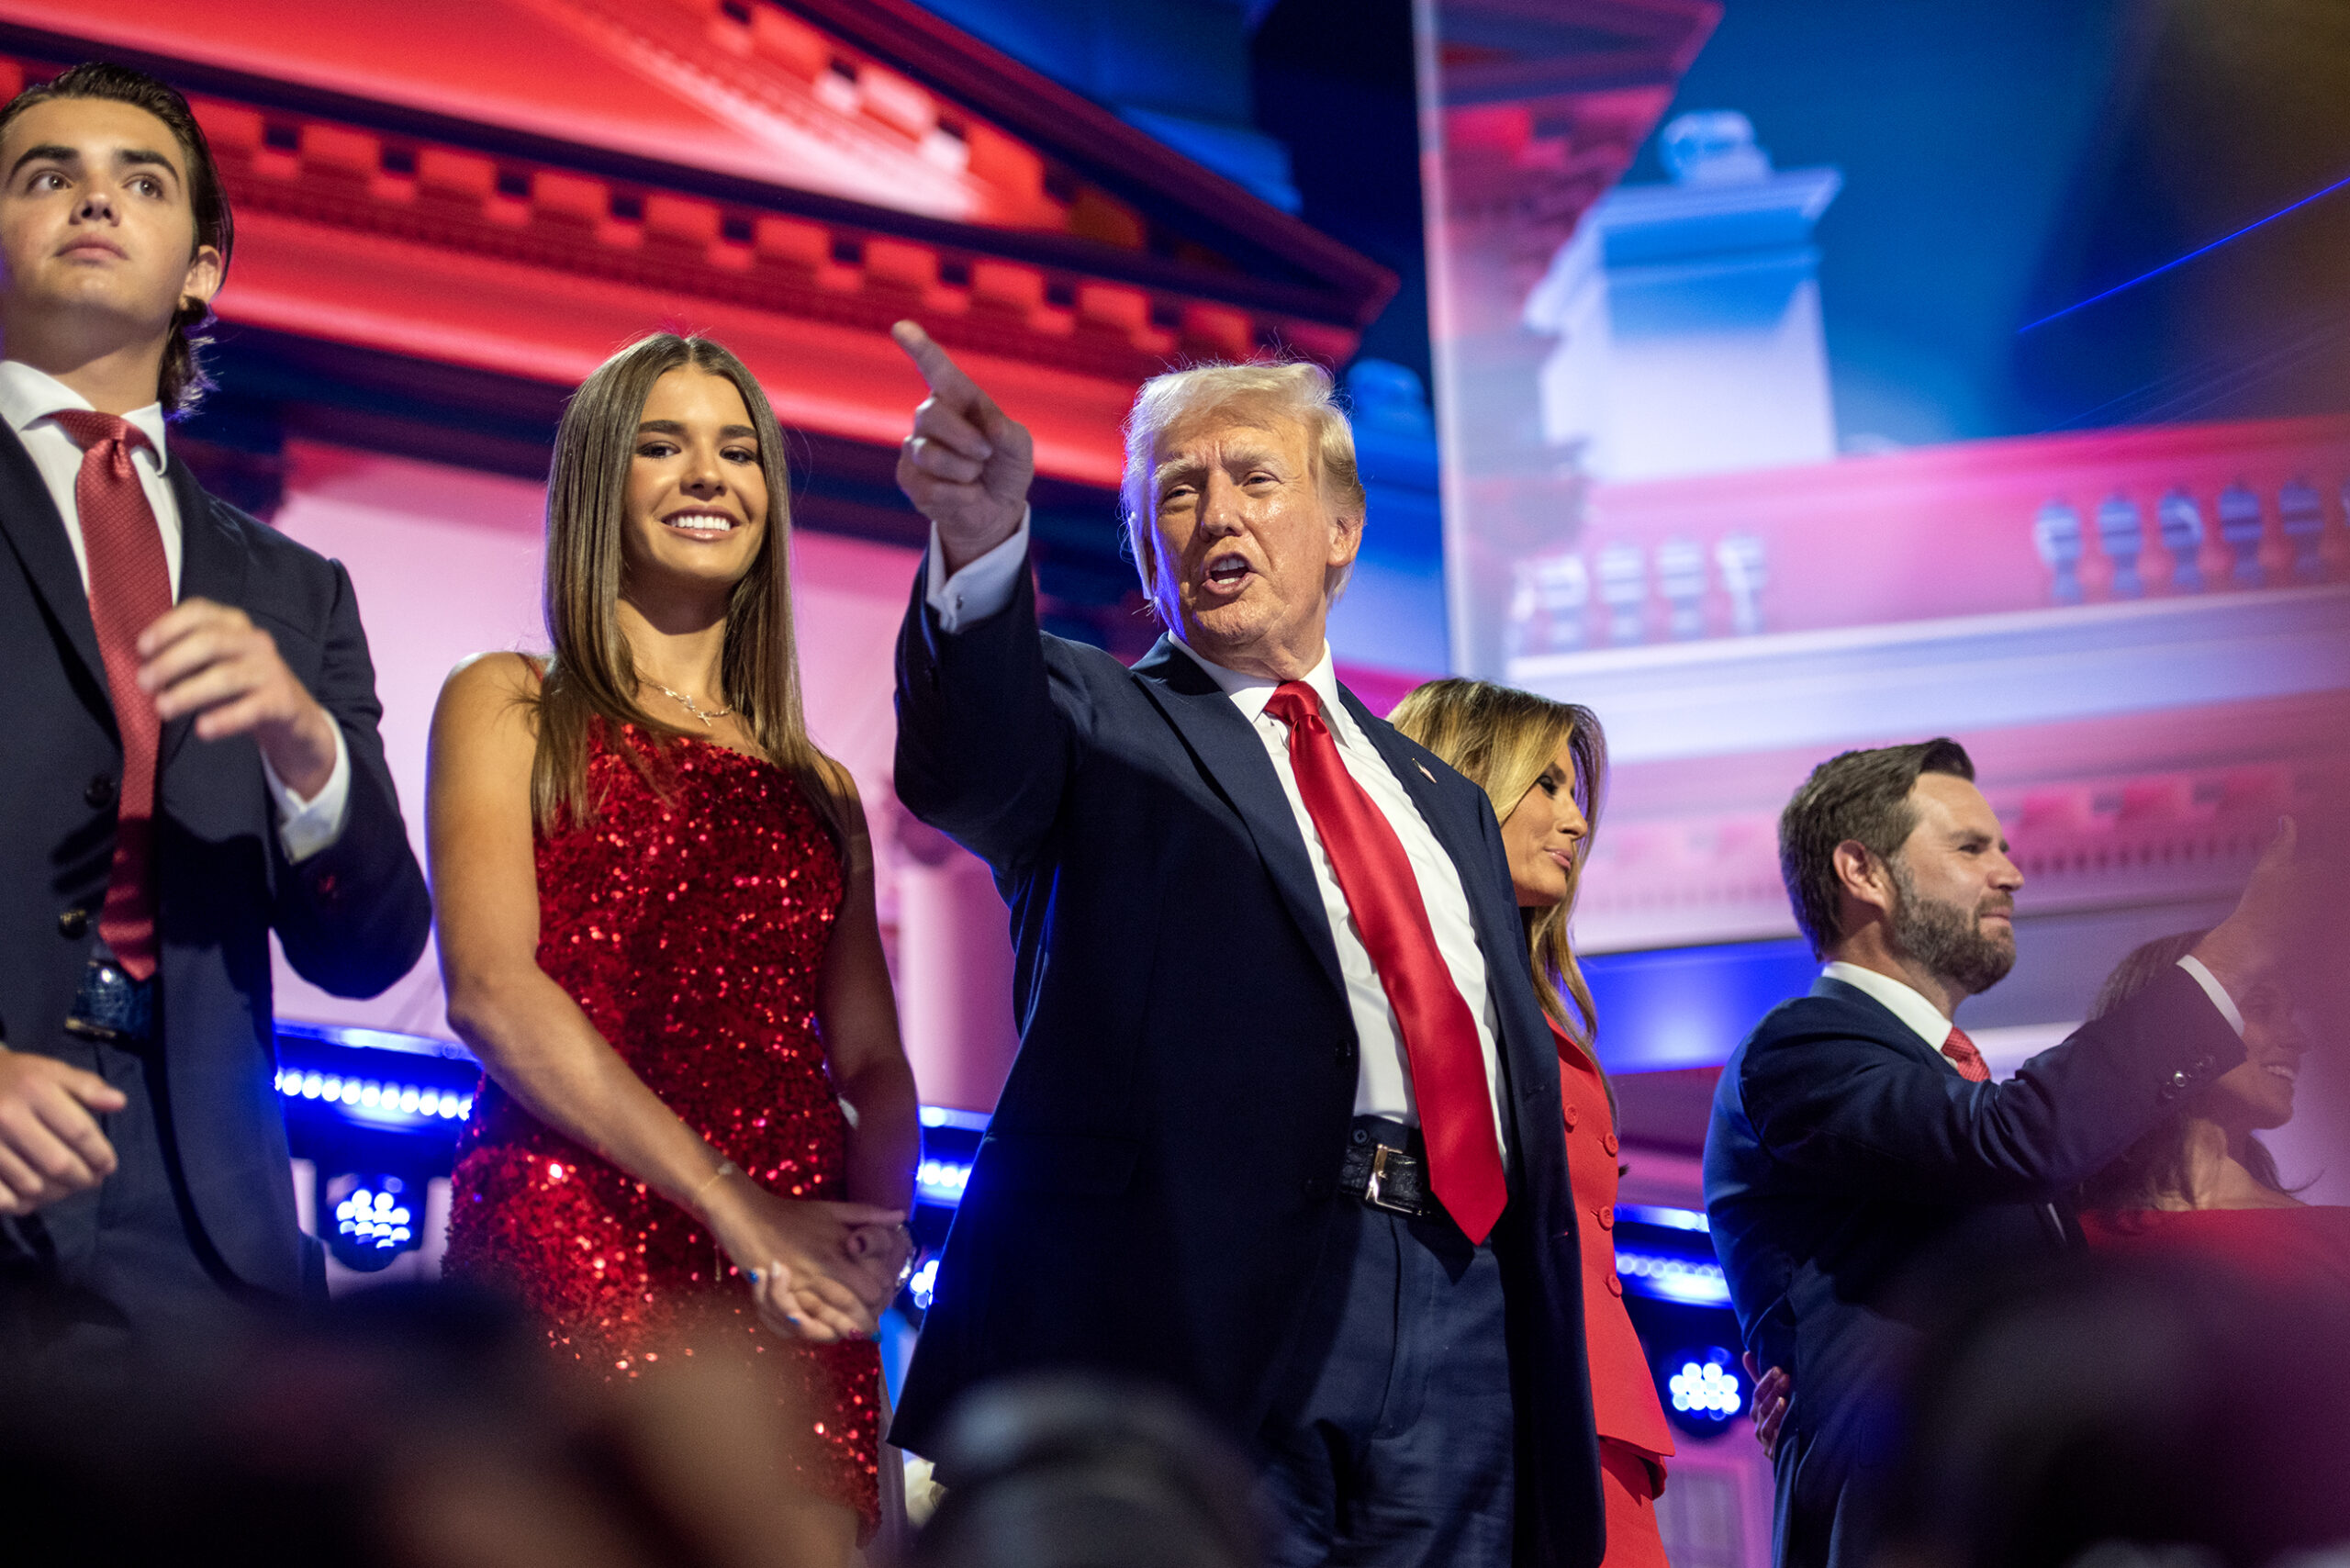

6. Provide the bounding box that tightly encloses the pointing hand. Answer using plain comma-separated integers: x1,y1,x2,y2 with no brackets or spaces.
891,320,1035,572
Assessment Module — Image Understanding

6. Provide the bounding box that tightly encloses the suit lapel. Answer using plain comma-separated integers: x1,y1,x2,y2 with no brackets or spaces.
0,424,107,701
1810,976,1950,1070
1130,637,1348,1002
162,463,245,767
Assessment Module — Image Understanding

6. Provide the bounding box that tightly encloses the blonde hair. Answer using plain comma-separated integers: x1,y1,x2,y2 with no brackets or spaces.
1390,679,1607,1058
1118,361,1366,625
529,332,846,840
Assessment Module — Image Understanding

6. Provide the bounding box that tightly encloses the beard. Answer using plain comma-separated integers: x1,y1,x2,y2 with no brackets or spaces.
1887,858,2016,996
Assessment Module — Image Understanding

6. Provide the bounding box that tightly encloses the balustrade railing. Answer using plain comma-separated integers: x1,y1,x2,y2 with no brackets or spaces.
1502,416,2350,659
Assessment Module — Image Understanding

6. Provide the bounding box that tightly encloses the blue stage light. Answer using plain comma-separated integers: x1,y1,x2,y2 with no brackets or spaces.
1666,1350,1744,1420
327,1174,423,1271
1616,1203,1709,1233
1655,1345,1746,1440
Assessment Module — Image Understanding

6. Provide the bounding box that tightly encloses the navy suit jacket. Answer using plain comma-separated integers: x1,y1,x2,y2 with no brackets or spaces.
0,426,430,1302
889,565,1605,1568
1704,966,2244,1568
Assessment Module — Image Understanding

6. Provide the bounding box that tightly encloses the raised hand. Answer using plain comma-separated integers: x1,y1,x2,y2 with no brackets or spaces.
2192,818,2323,1004
138,597,340,799
890,320,1034,572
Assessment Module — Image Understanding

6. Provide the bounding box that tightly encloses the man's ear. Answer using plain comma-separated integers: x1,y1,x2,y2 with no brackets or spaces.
1833,839,1897,919
1327,506,1364,570
180,242,223,313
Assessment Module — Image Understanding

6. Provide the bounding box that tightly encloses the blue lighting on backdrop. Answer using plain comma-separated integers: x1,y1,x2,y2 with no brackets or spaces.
1582,938,1821,1073
2020,166,2350,332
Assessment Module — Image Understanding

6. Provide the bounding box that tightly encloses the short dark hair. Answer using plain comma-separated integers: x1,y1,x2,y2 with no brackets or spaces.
0,62,233,416
1779,738,1976,956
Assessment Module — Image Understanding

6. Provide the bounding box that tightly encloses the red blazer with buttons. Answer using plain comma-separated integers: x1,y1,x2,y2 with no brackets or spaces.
1553,1017,1676,1462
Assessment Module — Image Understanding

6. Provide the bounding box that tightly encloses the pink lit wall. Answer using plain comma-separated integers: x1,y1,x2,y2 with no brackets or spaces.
265,439,1022,1112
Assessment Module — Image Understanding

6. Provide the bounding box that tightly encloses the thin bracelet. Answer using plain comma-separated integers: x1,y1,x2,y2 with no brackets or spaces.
690,1158,742,1210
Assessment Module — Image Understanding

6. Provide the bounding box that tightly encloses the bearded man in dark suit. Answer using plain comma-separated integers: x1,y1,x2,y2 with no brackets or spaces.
0,64,428,1360
1707,738,2298,1568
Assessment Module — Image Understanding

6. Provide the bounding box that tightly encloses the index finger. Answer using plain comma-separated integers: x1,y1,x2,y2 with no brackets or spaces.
891,320,982,408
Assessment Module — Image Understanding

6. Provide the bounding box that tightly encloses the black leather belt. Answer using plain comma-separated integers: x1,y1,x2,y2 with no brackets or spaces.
1338,1116,1438,1220
65,957,154,1046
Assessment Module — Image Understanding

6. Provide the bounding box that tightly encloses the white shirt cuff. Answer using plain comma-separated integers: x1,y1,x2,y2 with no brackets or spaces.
924,509,1031,633
263,722,352,864
2175,954,2245,1038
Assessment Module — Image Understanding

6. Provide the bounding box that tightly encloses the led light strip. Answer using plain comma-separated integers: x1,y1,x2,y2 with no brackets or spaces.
275,1070,474,1122
916,1158,972,1204
1614,1249,1732,1306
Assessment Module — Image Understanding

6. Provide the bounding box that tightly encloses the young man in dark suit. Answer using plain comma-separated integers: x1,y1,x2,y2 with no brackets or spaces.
881,322,1604,1568
1706,738,2296,1568
0,64,430,1360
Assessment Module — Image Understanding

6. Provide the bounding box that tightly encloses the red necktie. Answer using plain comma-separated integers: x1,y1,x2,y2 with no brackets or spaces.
53,410,172,980
1941,1025,1990,1083
1264,681,1508,1244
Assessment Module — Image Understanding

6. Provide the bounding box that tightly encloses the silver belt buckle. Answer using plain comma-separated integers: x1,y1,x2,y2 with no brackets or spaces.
1363,1144,1418,1216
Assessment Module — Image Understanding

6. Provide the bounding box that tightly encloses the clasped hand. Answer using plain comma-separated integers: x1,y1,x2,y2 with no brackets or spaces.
705,1175,908,1345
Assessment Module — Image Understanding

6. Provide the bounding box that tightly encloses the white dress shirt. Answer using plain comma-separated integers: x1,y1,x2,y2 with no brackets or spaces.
0,360,350,862
928,513,1511,1152
1823,953,2245,1077
1821,961,1955,1057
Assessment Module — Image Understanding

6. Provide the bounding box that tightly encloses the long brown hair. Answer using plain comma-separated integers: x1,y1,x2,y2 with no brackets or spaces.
2076,928,2298,1210
531,332,846,841
1390,678,1607,1058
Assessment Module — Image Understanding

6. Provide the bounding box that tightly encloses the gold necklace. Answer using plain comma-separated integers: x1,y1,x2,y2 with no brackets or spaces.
650,682,733,728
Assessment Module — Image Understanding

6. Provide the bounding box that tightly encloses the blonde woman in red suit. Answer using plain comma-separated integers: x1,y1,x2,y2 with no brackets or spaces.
1393,679,1674,1568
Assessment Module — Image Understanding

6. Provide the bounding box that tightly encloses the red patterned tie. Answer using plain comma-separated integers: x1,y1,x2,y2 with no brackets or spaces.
1941,1025,1990,1083
53,410,172,980
1264,681,1507,1243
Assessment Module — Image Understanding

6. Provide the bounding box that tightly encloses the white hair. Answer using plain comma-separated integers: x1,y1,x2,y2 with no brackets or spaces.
1118,361,1366,625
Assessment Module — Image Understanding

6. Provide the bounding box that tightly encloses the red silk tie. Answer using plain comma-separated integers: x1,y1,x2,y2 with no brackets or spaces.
1264,681,1507,1244
53,410,172,980
1941,1025,1990,1083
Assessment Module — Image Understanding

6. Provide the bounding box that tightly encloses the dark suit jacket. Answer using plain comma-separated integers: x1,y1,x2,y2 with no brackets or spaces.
1704,967,2244,1568
889,565,1605,1567
0,426,430,1302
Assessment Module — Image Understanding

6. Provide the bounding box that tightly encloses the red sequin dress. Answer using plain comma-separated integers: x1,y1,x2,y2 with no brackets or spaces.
442,722,880,1532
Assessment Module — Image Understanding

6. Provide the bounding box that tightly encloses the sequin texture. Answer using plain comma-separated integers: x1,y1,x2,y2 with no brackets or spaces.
442,722,878,1531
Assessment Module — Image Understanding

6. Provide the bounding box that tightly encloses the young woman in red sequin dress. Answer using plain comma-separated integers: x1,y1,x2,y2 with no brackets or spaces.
427,333,920,1560
1392,679,1676,1568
